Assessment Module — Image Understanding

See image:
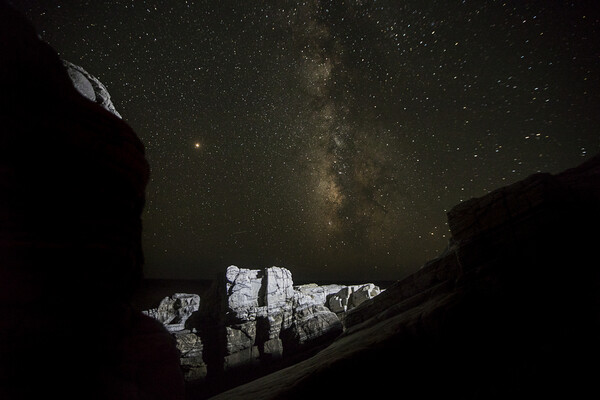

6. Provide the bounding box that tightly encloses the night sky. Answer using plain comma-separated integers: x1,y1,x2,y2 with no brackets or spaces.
16,1,600,281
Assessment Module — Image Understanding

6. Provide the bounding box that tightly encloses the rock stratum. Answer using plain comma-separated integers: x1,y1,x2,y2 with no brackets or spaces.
208,155,600,399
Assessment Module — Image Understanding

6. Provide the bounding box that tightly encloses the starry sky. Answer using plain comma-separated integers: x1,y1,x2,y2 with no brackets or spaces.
16,0,600,281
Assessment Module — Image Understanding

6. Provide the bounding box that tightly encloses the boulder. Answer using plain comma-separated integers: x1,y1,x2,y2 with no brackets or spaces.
328,284,382,313
261,338,284,361
174,332,207,382
143,293,207,382
219,266,295,370
349,283,381,309
294,283,345,308
224,266,265,321
263,267,295,339
282,304,342,351
143,293,200,332
265,267,295,307
225,322,257,355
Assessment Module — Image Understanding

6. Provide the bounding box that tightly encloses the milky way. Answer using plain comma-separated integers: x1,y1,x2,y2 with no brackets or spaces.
19,1,600,281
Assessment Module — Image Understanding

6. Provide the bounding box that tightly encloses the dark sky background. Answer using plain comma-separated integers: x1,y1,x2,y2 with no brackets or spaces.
15,0,600,282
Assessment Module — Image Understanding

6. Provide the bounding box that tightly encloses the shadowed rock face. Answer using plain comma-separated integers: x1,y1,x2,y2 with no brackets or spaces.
0,2,148,303
209,154,600,400
0,3,184,398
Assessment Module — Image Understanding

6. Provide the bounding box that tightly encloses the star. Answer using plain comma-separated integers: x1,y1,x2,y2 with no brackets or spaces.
20,1,600,281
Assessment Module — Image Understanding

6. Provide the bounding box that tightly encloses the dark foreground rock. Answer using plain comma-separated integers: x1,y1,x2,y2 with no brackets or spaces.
209,154,600,399
0,3,184,398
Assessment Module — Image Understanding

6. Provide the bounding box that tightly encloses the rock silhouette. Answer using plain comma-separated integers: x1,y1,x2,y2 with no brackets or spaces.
0,2,183,398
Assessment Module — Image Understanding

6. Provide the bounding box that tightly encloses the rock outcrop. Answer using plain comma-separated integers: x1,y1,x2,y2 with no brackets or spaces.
143,293,200,332
294,283,346,307
139,269,382,396
208,154,600,400
0,3,183,398
209,266,345,372
138,267,381,398
63,60,122,118
143,293,207,382
327,283,382,314
174,331,208,382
